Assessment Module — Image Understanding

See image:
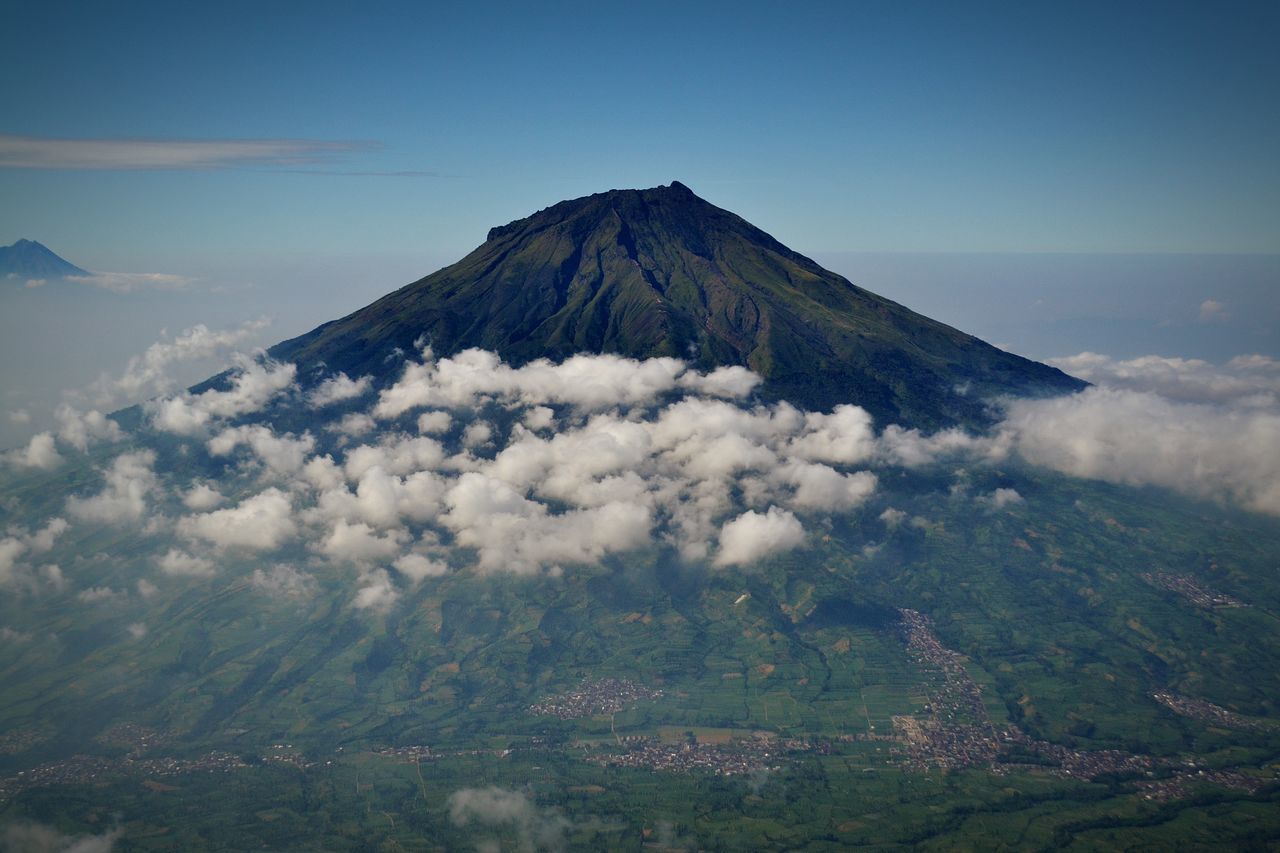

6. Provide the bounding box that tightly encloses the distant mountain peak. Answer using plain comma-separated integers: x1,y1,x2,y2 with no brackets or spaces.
273,184,1084,429
0,238,89,278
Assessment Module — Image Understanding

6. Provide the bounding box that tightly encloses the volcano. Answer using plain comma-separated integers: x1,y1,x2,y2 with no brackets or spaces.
0,238,88,279
272,182,1082,428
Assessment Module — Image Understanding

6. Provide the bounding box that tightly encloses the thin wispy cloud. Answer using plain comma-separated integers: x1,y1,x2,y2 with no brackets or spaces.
1198,298,1229,324
268,168,445,177
66,271,194,292
0,134,431,173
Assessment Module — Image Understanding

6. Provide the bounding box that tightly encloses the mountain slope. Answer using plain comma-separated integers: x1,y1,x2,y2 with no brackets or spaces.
0,238,89,278
271,183,1083,428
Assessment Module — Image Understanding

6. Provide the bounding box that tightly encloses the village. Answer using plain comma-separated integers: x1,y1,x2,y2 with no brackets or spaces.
0,750,247,805
1135,766,1269,802
589,733,815,776
887,608,1258,789
892,607,1002,770
1153,691,1276,732
1141,571,1246,609
527,677,664,720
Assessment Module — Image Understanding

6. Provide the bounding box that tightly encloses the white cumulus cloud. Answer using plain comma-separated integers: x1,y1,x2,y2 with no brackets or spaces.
66,450,158,524
208,425,315,476
982,487,1024,509
3,432,62,470
182,482,225,511
352,568,399,612
54,405,123,451
373,347,757,419
392,552,448,582
308,372,373,407
156,548,217,577
148,358,296,435
177,488,297,551
317,519,408,564
715,506,806,567
124,321,269,396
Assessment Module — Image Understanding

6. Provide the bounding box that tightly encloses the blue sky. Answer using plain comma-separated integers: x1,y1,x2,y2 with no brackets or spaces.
1,1,1278,446
2,0,1277,262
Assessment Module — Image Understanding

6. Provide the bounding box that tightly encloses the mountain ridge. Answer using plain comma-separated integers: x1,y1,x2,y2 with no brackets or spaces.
271,183,1084,428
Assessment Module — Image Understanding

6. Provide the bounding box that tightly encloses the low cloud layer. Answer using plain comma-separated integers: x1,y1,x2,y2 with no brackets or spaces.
156,548,216,577
10,344,1280,619
1049,352,1280,407
0,821,120,853
2,320,276,471
996,352,1280,515
1001,385,1280,514
61,348,884,610
228,347,880,580
66,272,193,293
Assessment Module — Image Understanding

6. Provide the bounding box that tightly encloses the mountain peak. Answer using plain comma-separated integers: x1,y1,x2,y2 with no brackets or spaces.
485,182,709,242
0,238,89,278
274,185,1083,428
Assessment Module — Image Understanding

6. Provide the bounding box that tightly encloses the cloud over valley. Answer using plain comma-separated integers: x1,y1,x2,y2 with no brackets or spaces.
1011,353,1280,514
